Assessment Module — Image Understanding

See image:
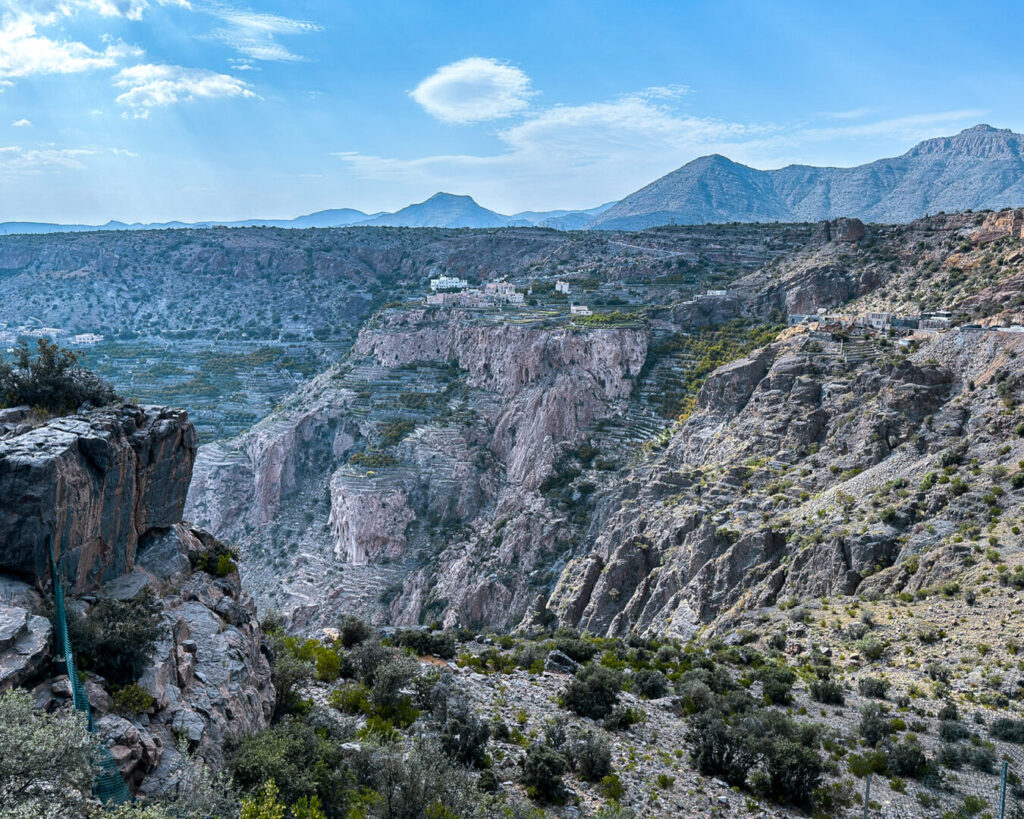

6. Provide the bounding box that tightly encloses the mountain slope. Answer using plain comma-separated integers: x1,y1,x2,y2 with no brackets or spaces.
355,192,525,228
593,124,1024,229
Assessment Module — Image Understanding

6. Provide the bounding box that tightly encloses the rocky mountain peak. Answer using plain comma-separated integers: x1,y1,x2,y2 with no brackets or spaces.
905,123,1023,159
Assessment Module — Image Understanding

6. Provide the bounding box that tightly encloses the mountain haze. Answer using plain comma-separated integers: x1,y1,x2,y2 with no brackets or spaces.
592,124,1024,228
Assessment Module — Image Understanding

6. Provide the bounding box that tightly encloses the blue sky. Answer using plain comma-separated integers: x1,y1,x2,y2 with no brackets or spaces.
1,0,1022,223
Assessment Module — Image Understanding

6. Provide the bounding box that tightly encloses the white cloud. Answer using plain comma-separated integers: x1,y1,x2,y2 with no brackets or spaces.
6,0,188,25
113,62,255,117
11,118,32,126
410,57,534,124
206,7,321,63
0,13,140,80
0,144,100,171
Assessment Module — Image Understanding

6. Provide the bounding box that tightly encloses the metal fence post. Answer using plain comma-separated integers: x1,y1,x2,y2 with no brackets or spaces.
863,772,872,819
999,760,1008,819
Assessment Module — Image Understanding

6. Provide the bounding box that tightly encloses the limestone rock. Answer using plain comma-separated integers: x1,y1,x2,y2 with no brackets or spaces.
0,405,197,593
0,605,51,689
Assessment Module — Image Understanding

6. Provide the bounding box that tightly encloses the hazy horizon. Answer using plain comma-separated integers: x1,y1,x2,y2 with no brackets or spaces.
2,0,1023,223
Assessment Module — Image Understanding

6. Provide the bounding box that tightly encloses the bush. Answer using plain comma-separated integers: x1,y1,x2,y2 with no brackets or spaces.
0,338,119,414
229,720,350,813
392,628,457,660
560,664,621,720
886,739,927,779
809,678,845,705
436,697,490,768
0,689,96,818
112,682,156,716
68,586,163,686
520,743,566,803
632,668,669,699
758,664,796,705
939,719,972,743
599,773,624,801
338,615,373,648
990,718,1024,743
859,703,892,747
603,705,643,731
857,677,890,699
856,637,885,662
572,731,612,782
551,631,599,664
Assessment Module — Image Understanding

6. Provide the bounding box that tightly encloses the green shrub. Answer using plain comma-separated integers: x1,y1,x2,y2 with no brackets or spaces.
856,637,885,662
68,587,163,686
230,721,350,812
0,338,119,414
885,739,927,778
599,773,624,801
560,664,621,720
632,668,669,699
857,677,890,699
572,731,612,782
758,664,796,705
337,615,372,649
520,743,566,803
859,703,892,748
392,628,457,660
939,719,971,743
990,717,1024,743
809,678,845,705
603,705,643,731
112,682,156,716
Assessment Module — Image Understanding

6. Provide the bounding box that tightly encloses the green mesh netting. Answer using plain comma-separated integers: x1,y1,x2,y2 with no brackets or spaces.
48,537,133,805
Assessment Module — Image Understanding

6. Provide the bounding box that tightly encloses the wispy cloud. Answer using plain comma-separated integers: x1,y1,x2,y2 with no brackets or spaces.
11,118,32,126
410,57,535,124
113,62,255,117
0,144,100,171
206,6,321,62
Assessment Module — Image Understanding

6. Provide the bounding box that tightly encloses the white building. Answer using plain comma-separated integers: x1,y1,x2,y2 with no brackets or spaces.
507,292,525,305
429,275,469,291
706,289,728,297
70,333,104,345
865,312,892,331
555,280,571,294
570,303,592,316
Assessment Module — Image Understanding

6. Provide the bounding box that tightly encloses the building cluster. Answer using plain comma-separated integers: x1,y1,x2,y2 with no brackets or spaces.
429,275,469,291
0,324,105,347
555,280,571,294
788,309,954,332
425,278,525,307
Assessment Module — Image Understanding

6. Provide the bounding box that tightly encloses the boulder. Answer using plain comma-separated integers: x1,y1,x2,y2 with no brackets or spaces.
0,405,197,593
544,650,580,675
0,605,51,689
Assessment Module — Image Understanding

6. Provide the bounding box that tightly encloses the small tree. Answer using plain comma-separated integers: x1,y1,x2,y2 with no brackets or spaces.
0,338,118,414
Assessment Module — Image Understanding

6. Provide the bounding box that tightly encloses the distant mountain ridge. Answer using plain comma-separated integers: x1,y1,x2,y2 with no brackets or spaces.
0,195,609,235
591,124,1024,229
7,125,1024,234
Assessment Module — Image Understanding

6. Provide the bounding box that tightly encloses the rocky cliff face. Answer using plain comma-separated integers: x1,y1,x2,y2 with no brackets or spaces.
0,406,272,796
547,324,1024,638
0,405,197,593
188,309,648,629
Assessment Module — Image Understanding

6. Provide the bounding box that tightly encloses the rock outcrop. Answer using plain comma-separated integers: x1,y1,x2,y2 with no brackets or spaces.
0,405,197,593
548,325,1023,638
0,405,272,797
